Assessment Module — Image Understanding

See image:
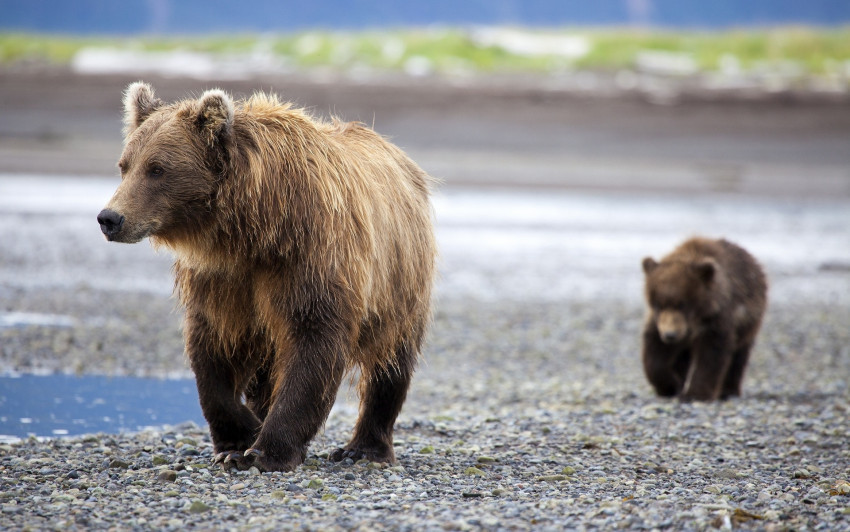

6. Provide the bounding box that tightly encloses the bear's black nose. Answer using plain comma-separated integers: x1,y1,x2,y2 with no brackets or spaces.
97,209,125,238
662,331,680,343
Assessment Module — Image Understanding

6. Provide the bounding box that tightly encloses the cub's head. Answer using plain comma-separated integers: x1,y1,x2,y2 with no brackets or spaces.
97,82,234,244
641,255,719,343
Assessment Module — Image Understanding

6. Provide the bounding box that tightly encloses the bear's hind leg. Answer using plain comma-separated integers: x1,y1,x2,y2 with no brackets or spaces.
330,342,416,464
245,362,273,421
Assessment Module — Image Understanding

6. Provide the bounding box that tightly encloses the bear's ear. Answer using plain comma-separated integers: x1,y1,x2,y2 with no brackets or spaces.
123,82,162,136
693,258,716,283
642,257,658,275
194,89,234,146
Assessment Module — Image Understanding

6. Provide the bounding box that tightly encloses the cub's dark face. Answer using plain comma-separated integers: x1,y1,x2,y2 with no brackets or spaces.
642,256,716,344
98,82,233,244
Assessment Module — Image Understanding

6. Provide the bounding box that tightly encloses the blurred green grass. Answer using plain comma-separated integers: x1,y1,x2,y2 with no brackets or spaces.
2,27,849,76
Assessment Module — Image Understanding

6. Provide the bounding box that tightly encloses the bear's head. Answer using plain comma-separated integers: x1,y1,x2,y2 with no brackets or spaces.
642,255,720,343
97,82,235,245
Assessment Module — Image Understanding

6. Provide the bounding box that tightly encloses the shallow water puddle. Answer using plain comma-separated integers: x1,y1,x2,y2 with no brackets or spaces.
0,374,205,441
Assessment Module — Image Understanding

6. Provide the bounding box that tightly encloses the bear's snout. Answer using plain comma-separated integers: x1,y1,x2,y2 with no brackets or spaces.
656,310,687,344
97,209,125,240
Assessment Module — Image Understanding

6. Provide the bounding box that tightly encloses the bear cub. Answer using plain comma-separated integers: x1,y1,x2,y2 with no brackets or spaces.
641,237,767,401
98,83,436,471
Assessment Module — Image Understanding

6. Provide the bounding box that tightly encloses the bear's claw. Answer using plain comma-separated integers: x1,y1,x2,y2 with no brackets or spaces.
329,446,393,464
328,447,357,462
213,450,244,467
214,448,273,471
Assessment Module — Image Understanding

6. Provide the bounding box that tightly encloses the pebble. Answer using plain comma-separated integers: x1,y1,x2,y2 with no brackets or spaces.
158,470,178,482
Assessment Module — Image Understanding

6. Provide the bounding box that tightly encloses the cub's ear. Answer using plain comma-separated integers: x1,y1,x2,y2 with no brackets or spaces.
123,82,162,136
642,257,658,275
693,258,716,283
194,88,234,146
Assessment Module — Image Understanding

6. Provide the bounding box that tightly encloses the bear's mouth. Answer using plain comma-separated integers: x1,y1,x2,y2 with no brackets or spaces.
659,332,684,344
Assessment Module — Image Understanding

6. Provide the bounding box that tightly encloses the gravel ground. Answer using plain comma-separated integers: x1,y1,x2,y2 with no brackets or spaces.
1,292,848,530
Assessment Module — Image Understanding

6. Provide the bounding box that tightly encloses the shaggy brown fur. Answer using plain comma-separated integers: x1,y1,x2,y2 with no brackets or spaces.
98,82,437,471
641,237,767,402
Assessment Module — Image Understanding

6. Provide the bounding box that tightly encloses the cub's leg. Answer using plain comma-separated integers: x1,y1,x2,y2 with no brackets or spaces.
329,341,416,464
228,298,347,472
680,328,734,402
671,348,692,389
719,342,753,400
642,325,685,397
185,314,261,461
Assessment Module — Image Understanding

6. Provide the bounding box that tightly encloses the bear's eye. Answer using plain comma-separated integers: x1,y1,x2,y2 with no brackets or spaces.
148,165,165,178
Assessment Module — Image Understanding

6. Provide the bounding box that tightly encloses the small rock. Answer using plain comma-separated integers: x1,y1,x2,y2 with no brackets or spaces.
152,456,169,466
477,456,497,463
187,500,211,513
717,468,740,480
793,469,813,479
537,475,568,482
108,459,130,470
464,467,485,477
829,480,850,495
158,470,178,482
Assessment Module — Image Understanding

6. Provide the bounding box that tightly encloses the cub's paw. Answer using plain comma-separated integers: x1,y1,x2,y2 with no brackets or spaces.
678,391,716,403
329,443,395,464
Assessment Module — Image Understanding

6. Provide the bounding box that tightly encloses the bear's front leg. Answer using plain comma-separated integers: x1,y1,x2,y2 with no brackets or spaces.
680,328,734,402
228,298,348,472
185,314,262,461
642,325,686,397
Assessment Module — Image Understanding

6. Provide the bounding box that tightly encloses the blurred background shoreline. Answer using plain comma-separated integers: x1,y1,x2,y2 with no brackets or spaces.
2,66,850,198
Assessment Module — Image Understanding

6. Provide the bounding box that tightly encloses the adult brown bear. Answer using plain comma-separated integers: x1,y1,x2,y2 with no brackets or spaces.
641,237,767,402
98,82,437,471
